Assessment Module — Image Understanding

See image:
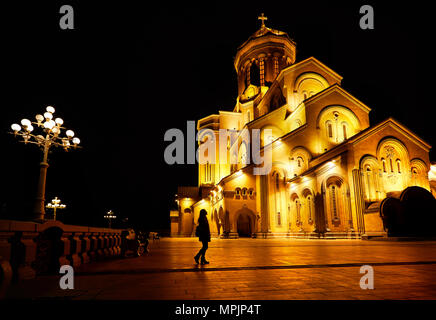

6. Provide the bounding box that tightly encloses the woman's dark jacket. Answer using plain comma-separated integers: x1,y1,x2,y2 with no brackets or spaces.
197,216,211,242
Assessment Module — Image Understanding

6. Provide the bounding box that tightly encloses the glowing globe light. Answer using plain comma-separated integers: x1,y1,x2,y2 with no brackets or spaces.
27,125,34,132
35,114,44,123
44,112,53,120
72,137,80,145
11,123,21,132
44,120,55,130
66,130,75,138
46,106,55,113
21,119,31,127
55,118,64,126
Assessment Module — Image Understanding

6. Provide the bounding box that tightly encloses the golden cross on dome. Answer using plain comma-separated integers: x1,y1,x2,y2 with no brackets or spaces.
258,13,267,28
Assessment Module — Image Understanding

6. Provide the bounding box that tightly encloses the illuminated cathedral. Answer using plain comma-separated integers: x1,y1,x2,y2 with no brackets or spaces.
170,15,436,239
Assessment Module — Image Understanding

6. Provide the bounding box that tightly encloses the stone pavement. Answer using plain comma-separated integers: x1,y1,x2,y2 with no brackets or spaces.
5,238,436,300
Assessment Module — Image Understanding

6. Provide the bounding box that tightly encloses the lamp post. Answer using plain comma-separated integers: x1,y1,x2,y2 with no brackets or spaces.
104,210,117,228
10,106,80,221
46,196,66,221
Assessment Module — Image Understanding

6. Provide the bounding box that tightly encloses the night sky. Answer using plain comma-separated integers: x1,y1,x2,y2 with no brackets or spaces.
1,1,434,231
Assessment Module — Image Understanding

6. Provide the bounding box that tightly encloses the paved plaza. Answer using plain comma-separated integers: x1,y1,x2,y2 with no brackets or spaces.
5,238,436,300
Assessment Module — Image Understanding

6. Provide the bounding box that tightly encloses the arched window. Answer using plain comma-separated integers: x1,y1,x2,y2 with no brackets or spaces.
382,159,387,173
259,58,265,86
295,199,301,223
412,167,419,186
297,157,302,168
277,211,281,226
273,57,279,78
275,174,280,190
250,62,260,86
307,195,313,223
342,123,348,140
365,166,372,200
329,185,339,220
389,158,394,172
326,121,333,138
396,159,401,173
242,188,247,196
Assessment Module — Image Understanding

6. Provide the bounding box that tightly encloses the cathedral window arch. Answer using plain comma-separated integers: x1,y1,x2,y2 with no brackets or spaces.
273,57,279,78
272,171,282,225
242,188,247,196
326,120,333,138
295,198,301,223
382,158,387,173
341,122,349,140
377,138,410,193
329,185,338,220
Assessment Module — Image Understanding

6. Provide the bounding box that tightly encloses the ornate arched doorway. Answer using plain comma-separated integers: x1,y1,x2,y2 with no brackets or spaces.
235,207,256,237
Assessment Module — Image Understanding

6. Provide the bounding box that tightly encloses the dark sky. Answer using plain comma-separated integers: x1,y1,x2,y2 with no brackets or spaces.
0,1,434,230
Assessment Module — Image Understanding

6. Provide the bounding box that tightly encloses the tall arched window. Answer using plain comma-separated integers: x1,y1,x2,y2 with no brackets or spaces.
412,167,419,186
396,159,401,173
307,195,313,223
295,199,301,223
342,123,348,140
365,166,373,201
273,172,282,225
259,58,265,86
273,57,279,78
382,159,387,173
297,157,302,168
329,185,339,220
326,121,333,138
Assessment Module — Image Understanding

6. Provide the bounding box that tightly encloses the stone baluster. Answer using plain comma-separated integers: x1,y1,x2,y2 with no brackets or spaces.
107,233,115,256
80,233,91,264
59,232,72,266
114,232,121,256
69,232,82,268
96,233,105,260
102,233,110,257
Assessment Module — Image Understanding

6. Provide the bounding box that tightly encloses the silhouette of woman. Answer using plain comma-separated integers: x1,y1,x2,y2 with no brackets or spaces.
194,209,211,265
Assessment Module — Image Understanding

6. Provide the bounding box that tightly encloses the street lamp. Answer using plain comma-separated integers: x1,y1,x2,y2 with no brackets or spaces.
10,106,80,221
104,210,117,228
46,196,66,221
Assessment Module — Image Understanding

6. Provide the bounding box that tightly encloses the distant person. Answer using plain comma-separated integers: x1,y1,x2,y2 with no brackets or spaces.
194,209,210,265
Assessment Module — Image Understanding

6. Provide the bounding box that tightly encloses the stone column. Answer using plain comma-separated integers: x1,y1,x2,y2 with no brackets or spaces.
352,169,366,235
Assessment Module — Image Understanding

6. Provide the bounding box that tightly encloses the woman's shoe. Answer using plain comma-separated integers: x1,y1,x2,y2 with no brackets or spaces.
201,260,210,265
